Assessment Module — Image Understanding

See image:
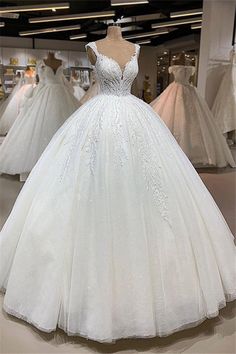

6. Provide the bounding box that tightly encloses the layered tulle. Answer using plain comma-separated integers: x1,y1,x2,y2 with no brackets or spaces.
212,62,236,135
0,94,235,342
151,83,235,167
0,83,79,174
0,82,34,135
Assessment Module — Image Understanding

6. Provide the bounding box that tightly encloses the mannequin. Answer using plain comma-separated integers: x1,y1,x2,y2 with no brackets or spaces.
44,52,62,73
87,23,136,70
173,52,186,66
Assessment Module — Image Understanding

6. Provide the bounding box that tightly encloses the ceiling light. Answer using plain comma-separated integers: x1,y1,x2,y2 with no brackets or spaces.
0,22,5,27
152,16,202,29
29,11,115,24
19,24,81,36
0,12,19,19
70,34,87,40
191,24,202,30
170,8,203,18
100,13,166,26
125,29,168,40
111,0,148,6
90,25,142,35
0,3,70,14
136,39,151,45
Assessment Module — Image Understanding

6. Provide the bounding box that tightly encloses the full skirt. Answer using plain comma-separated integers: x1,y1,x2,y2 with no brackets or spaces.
0,83,80,174
0,94,235,342
151,83,235,167
212,64,236,135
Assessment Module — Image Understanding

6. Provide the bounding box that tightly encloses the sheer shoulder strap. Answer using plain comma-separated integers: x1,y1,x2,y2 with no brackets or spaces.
85,42,99,58
135,44,140,58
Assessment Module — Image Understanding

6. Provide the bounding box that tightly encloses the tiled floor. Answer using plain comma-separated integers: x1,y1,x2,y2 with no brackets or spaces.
0,166,235,354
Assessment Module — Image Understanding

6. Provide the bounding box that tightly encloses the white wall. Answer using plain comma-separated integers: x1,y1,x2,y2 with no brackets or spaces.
198,0,236,106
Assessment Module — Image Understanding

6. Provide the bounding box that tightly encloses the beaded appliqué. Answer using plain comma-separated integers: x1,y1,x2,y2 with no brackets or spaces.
128,115,171,225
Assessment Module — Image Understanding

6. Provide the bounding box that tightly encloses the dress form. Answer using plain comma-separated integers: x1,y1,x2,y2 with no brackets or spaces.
173,52,186,66
87,24,136,69
44,52,62,74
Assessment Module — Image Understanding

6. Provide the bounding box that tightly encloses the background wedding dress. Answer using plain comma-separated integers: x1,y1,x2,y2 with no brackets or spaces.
0,61,79,174
0,75,35,135
212,50,236,139
0,42,235,343
151,65,235,167
71,77,85,101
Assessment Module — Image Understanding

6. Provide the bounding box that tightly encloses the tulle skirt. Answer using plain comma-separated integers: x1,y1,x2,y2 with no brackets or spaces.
0,83,80,174
0,83,34,135
151,83,235,167
0,93,235,342
212,64,236,134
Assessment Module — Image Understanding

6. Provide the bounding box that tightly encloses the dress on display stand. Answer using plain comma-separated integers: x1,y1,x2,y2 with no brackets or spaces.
151,65,235,167
79,70,100,105
0,73,35,135
70,76,85,101
0,41,235,343
212,49,236,143
0,60,79,176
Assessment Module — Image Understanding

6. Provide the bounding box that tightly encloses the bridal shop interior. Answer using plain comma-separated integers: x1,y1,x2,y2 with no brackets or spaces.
0,0,236,353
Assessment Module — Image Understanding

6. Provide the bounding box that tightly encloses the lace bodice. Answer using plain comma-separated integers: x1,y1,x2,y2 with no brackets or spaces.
86,42,140,96
37,60,65,85
169,65,195,84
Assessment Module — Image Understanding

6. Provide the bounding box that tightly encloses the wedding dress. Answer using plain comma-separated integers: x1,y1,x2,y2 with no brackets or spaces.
0,61,79,174
0,75,35,135
212,50,236,138
0,42,235,343
71,77,85,101
79,73,100,105
151,65,235,167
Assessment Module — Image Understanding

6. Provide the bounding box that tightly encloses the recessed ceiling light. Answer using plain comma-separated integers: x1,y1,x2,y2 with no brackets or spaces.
111,0,149,6
0,12,19,19
19,24,81,36
70,34,87,40
0,22,5,27
152,16,202,29
29,11,115,23
0,3,70,14
191,23,202,30
170,9,203,18
90,25,142,35
125,29,169,39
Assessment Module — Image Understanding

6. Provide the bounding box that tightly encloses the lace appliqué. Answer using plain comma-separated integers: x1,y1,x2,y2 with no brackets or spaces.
128,117,171,225
84,116,104,175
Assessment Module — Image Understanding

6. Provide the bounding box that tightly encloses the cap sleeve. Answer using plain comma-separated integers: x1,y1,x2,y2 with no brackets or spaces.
85,42,99,57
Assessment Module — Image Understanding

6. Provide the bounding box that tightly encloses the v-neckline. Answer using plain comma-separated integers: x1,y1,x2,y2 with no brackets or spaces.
93,42,137,77
43,60,62,75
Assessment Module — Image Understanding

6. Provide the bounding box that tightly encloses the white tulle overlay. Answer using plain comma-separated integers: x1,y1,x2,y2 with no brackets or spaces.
212,51,236,135
71,78,85,101
0,42,235,343
80,80,100,105
151,65,235,167
0,61,80,174
0,77,35,135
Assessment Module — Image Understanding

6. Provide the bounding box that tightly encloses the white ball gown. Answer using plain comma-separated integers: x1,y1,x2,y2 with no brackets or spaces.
0,61,80,175
151,65,235,167
212,50,236,138
0,42,235,343
70,77,85,101
0,75,35,135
